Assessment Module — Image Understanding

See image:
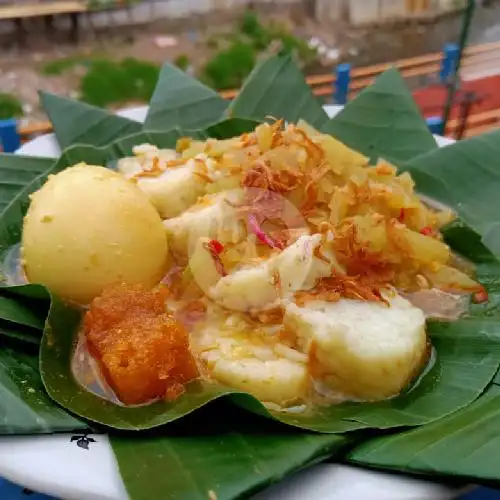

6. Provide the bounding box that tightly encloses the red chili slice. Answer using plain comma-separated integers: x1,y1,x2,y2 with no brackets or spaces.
473,288,489,304
207,239,225,255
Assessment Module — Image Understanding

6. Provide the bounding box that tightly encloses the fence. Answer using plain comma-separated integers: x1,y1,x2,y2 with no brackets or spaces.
2,40,500,152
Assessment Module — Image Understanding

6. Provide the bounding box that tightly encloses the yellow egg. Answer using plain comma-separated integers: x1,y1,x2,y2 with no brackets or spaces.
21,164,168,304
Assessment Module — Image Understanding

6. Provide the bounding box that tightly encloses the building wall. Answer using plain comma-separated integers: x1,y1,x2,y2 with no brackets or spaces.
89,0,300,26
315,0,467,25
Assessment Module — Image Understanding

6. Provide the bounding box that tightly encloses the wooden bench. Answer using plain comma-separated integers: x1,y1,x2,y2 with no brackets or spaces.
0,2,87,20
0,1,88,44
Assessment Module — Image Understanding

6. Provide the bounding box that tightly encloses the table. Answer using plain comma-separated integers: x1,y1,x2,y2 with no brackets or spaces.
0,2,88,45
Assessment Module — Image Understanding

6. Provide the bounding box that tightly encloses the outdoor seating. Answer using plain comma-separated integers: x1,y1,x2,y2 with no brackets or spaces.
0,0,136,45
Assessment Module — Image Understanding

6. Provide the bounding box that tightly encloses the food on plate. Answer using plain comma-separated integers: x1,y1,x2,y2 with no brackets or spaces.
19,120,487,409
21,164,169,304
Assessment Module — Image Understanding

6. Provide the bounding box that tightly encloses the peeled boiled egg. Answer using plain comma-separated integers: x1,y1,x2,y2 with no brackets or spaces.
21,164,168,304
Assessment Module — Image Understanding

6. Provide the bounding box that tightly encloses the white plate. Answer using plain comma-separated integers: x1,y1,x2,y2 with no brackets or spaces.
0,105,459,500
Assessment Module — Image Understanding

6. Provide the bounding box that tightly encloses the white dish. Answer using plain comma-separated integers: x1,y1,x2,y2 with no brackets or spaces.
0,105,459,500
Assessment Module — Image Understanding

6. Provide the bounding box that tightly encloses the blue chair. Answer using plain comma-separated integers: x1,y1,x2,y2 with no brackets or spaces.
0,119,21,153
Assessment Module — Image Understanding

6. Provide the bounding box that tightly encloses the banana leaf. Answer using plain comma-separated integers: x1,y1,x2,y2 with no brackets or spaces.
39,92,142,149
205,118,263,138
402,130,500,258
0,284,50,344
144,63,228,131
0,294,46,330
111,404,351,500
0,155,53,208
322,68,438,163
227,54,329,128
348,383,500,483
0,321,41,345
0,343,87,434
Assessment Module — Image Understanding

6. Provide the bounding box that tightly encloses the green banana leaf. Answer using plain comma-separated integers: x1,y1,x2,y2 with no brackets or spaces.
0,294,46,330
440,221,500,318
0,155,54,210
39,92,142,149
0,322,40,345
111,404,350,500
402,130,500,258
205,118,263,138
227,54,329,128
0,285,49,344
0,343,87,434
144,63,228,131
348,383,500,483
322,68,438,163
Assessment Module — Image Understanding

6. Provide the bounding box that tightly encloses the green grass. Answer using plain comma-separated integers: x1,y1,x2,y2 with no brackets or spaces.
41,56,93,76
80,58,160,107
0,93,23,120
201,41,256,90
43,55,161,108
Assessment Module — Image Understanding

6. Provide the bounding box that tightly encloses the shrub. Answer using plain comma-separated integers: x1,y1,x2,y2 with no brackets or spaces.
0,93,23,120
174,54,191,72
79,58,160,107
275,31,318,65
120,58,160,101
201,41,256,90
239,9,270,50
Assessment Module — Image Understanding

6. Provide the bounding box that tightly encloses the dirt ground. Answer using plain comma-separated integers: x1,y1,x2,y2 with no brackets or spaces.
2,2,500,125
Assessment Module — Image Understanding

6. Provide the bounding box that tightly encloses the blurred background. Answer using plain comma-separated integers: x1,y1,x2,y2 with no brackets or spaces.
1,0,500,150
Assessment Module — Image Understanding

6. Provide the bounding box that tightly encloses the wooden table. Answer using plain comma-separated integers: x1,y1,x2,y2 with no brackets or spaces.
0,2,89,45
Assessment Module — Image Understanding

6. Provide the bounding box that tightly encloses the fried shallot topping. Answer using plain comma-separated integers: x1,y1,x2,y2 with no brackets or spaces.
134,156,166,178
294,274,390,306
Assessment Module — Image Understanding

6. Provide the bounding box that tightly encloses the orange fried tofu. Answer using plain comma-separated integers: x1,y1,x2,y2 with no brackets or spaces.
84,283,198,405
